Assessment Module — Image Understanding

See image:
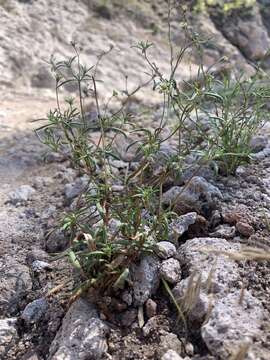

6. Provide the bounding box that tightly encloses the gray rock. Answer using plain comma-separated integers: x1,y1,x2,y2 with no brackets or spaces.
160,258,181,284
150,144,178,176
154,241,177,259
120,309,137,327
121,290,133,306
161,350,184,360
64,176,92,200
33,176,54,189
31,64,54,88
21,298,48,324
145,299,157,318
31,260,52,272
202,290,265,360
251,147,270,160
20,351,40,360
132,256,160,306
0,259,32,315
8,185,36,204
0,318,18,356
142,315,169,337
250,136,268,153
172,277,210,324
26,249,49,264
209,224,236,239
168,213,197,244
49,298,109,360
46,229,69,253
158,333,183,358
162,177,222,216
40,205,56,220
219,5,270,61
176,237,240,295
185,342,194,356
235,165,248,177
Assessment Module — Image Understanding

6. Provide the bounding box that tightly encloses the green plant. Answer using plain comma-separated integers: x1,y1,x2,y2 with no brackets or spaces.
194,0,256,13
36,2,269,299
195,74,269,174
36,41,178,297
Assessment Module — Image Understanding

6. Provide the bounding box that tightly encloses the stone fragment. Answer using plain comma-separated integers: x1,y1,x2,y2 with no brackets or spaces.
145,299,157,318
21,298,48,324
176,237,240,295
172,277,210,324
121,290,133,306
160,258,181,284
249,136,268,153
26,249,49,264
158,333,182,358
161,350,184,360
154,241,176,259
209,224,236,239
8,185,36,204
162,177,222,216
120,309,137,327
31,260,52,272
202,290,265,360
236,221,254,237
0,318,18,356
142,315,169,337
49,298,109,360
46,229,69,253
168,213,197,244
132,256,160,305
0,259,32,315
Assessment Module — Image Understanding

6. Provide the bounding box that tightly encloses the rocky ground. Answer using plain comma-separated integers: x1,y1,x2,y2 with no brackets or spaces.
1,90,270,360
2,1,270,360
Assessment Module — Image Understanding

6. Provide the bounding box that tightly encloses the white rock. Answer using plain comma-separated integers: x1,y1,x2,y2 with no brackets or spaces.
202,290,265,360
32,260,52,272
132,255,160,305
168,213,197,244
154,241,177,259
0,318,18,355
49,298,109,360
176,237,240,295
159,333,182,357
161,350,184,360
160,258,181,284
172,276,210,324
8,185,36,204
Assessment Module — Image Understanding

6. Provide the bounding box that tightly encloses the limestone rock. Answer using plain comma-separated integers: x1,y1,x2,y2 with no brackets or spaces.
132,256,160,306
168,213,197,244
21,298,48,324
162,177,222,216
176,237,240,295
8,185,36,204
0,318,18,357
154,241,177,259
202,290,265,359
161,350,184,360
49,298,109,360
160,258,181,284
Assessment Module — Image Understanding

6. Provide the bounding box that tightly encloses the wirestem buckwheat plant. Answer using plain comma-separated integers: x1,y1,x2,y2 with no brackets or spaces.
36,2,269,302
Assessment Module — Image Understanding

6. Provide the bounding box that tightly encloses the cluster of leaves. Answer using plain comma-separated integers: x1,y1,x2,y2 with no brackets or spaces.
36,4,269,297
194,0,256,13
